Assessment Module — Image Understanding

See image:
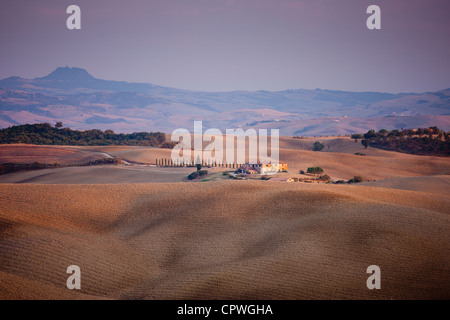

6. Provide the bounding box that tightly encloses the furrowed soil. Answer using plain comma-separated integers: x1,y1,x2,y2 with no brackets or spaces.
0,181,449,299
1,138,449,299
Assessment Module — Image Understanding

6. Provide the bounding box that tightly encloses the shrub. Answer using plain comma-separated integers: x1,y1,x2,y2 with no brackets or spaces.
307,167,324,174
188,170,208,180
87,158,121,165
313,141,325,151
351,133,363,142
361,139,369,149
348,176,363,183
159,141,177,149
364,129,377,139
188,171,199,180
299,170,305,174
317,174,331,182
261,175,271,180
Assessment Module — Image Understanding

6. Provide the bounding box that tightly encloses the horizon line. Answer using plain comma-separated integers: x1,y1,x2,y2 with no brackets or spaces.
1,66,449,95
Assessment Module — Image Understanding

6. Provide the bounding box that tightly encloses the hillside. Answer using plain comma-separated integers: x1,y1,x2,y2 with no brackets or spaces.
1,67,449,135
0,137,449,300
0,144,105,165
1,137,449,183
0,182,448,299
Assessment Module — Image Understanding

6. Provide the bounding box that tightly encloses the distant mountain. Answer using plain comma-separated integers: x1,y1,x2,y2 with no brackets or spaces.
0,67,449,135
38,66,96,81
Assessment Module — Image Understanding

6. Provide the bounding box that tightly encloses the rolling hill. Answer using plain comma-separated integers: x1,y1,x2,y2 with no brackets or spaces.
0,136,449,299
0,66,449,135
0,181,449,299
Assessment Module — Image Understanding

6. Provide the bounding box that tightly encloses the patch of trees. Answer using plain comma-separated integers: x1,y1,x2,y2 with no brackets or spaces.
306,167,324,174
294,173,331,183
359,127,449,156
0,123,166,147
334,176,363,184
351,133,363,142
313,141,325,151
159,141,177,149
317,174,331,182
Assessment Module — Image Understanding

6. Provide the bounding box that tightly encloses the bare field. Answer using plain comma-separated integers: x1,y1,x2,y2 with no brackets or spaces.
0,144,104,165
0,181,449,300
2,138,449,182
75,137,450,181
361,175,450,195
0,140,449,300
0,166,196,184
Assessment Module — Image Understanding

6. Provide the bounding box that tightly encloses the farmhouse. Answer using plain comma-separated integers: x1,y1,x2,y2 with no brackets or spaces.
238,162,288,175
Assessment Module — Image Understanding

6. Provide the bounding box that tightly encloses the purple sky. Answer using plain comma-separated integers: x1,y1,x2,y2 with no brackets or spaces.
1,0,449,93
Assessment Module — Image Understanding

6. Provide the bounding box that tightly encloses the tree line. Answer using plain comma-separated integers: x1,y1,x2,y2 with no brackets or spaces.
352,126,450,156
0,123,166,146
155,158,243,168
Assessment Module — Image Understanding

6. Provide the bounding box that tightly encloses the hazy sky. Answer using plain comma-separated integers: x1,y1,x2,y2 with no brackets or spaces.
1,0,449,93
